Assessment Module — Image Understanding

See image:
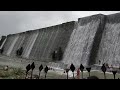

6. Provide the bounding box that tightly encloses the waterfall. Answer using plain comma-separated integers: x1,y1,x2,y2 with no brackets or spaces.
29,29,45,60
0,37,7,49
97,23,120,66
41,27,55,59
23,31,39,58
63,19,101,67
2,35,13,55
10,33,26,57
6,35,19,56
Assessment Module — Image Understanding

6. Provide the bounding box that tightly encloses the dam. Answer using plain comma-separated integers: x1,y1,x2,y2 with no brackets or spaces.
0,13,120,69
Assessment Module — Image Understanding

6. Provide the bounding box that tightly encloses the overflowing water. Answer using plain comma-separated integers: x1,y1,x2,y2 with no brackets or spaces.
0,37,7,49
7,35,19,56
63,20,100,67
97,23,120,66
23,31,39,58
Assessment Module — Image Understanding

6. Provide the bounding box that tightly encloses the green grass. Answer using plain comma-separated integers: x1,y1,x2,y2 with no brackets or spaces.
79,71,120,79
0,66,25,79
0,65,120,79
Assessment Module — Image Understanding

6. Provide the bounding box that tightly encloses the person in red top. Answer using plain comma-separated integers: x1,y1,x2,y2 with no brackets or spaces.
77,68,80,79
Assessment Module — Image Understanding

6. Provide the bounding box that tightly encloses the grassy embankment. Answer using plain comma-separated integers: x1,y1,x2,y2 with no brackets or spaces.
0,65,120,79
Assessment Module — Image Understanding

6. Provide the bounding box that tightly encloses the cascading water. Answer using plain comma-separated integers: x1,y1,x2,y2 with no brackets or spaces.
0,37,7,49
23,31,39,58
97,23,120,66
95,13,120,67
7,35,19,56
10,33,26,57
62,15,102,67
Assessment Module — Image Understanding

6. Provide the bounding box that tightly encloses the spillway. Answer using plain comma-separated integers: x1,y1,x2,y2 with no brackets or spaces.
63,14,105,67
96,13,120,67
1,13,120,69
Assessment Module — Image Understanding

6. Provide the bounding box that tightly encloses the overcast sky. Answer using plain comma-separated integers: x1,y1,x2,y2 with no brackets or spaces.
0,11,120,36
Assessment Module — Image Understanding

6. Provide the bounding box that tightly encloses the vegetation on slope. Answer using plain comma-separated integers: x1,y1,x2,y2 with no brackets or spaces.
0,65,120,79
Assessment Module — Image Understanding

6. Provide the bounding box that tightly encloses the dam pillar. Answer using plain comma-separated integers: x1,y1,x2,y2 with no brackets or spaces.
88,15,107,66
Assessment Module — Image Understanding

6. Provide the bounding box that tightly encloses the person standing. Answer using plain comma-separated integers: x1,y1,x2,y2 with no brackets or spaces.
77,68,80,79
99,60,101,65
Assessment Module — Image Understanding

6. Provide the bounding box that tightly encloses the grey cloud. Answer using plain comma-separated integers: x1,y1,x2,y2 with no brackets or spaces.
0,11,73,36
0,11,120,37
18,11,73,31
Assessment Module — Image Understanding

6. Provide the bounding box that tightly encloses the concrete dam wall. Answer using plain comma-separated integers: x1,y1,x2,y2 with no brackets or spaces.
0,36,6,49
1,13,120,68
0,21,75,68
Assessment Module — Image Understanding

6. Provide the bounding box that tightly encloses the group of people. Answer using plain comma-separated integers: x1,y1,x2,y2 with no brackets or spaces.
99,60,120,72
102,63,120,72
63,64,81,79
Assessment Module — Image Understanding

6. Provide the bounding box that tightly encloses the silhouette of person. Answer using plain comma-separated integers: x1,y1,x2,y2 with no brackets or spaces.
99,60,101,65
